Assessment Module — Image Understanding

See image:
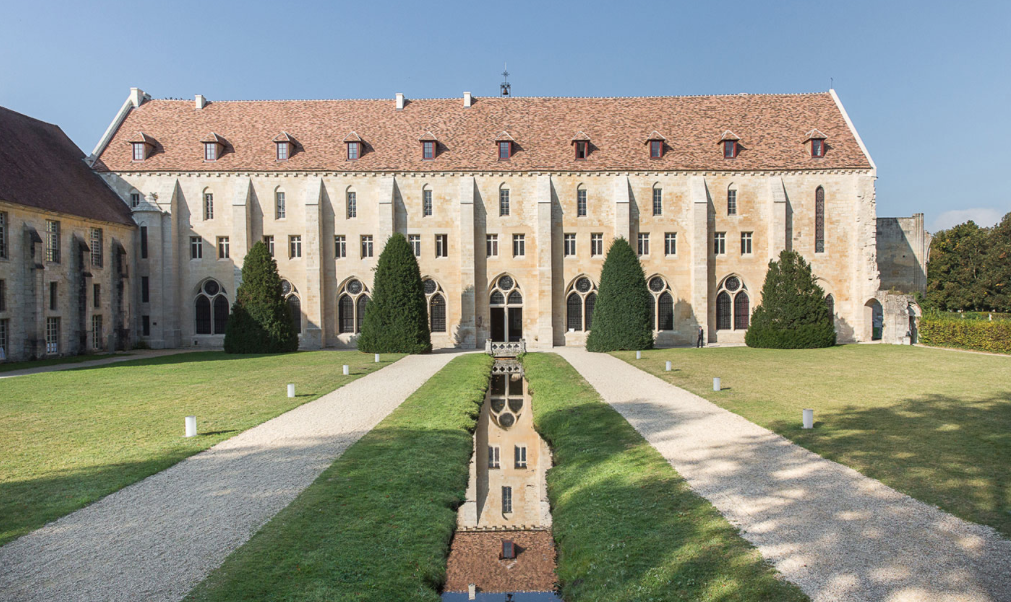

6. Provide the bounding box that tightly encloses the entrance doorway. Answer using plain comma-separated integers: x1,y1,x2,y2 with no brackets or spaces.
865,299,884,341
489,275,523,343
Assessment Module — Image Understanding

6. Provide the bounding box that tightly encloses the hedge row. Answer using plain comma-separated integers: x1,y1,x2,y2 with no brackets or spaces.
919,316,1011,354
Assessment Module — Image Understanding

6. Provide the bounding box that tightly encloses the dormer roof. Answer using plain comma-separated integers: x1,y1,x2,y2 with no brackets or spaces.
127,132,155,145
571,131,591,143
343,131,362,142
719,130,740,142
805,128,828,141
419,131,437,142
272,131,295,143
494,131,515,142
200,132,226,145
645,130,666,143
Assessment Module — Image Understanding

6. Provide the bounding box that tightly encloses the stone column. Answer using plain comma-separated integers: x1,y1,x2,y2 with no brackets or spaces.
689,176,710,340
534,175,554,349
768,177,788,261
155,181,181,348
377,176,395,247
613,176,631,241
302,177,325,349
457,176,477,348
230,177,252,293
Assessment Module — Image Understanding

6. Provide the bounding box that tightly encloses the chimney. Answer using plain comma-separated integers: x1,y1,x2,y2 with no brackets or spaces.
395,92,405,110
463,91,473,108
129,87,147,108
195,94,207,109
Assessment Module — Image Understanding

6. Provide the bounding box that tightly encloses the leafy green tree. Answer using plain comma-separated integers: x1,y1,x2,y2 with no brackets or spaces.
926,221,990,311
357,233,431,354
586,238,653,352
224,241,299,354
745,250,835,349
984,213,1011,312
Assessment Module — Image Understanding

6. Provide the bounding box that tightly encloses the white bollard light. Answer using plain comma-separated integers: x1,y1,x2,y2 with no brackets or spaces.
185,415,197,438
374,353,380,363
343,364,350,376
636,350,642,359
803,408,814,429
665,360,672,372
287,383,295,398
713,377,721,392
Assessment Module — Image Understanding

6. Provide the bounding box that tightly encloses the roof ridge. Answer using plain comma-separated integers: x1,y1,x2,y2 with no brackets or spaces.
149,91,831,104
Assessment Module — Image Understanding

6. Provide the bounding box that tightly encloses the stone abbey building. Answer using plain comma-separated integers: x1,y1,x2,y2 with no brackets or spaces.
0,87,926,360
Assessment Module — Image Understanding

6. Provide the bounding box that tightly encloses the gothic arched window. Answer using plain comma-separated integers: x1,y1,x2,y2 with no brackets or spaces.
338,294,355,334
716,292,732,331
195,296,211,335
356,295,369,333
195,279,228,335
567,293,583,331
815,186,825,253
287,295,302,333
213,295,229,334
430,293,446,333
734,291,750,330
337,278,370,335
658,292,674,331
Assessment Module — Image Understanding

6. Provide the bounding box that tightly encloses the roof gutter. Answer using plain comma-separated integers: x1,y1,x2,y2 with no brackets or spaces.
829,88,876,175
86,87,149,167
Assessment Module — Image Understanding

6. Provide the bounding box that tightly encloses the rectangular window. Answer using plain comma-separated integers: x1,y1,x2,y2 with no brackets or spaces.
140,226,148,259
423,141,435,160
276,142,289,161
665,232,677,256
0,211,7,259
130,192,141,207
335,235,347,259
564,233,576,257
435,234,448,258
724,140,737,158
90,228,103,267
498,141,511,160
812,139,824,158
142,315,150,337
46,317,60,354
408,234,420,257
512,234,525,257
190,237,202,259
347,141,360,160
45,220,60,263
486,234,498,257
361,235,373,258
502,486,513,513
423,189,433,216
204,193,214,220
650,139,663,158
728,189,737,215
92,314,103,349
653,188,663,216
204,143,217,161
93,283,100,308
49,282,58,311
499,189,510,216
141,276,149,303
714,232,726,255
575,140,588,160
741,232,753,255
577,189,587,217
289,235,302,258
515,445,527,469
275,192,286,219
0,279,5,312
0,319,7,360
132,143,145,161
217,237,230,259
637,233,650,256
264,235,275,257
347,192,357,219
591,233,603,256
488,445,500,469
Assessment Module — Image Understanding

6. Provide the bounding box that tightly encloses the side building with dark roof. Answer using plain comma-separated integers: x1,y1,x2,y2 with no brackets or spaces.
0,106,137,362
80,87,919,352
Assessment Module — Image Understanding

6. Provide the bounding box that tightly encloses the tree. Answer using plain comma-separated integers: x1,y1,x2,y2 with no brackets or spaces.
357,233,431,353
745,250,835,349
926,221,990,311
586,237,654,352
224,241,299,354
983,213,1011,313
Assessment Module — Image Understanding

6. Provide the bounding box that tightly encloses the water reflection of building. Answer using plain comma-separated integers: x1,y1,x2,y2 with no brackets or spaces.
459,363,551,530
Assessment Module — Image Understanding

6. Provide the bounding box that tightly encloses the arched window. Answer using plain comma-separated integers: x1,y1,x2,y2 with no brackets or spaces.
576,184,587,217
716,292,732,330
734,291,750,330
648,294,656,330
213,296,229,334
727,183,737,216
490,290,505,305
203,189,214,220
815,186,825,253
507,290,523,305
195,296,211,334
287,295,302,333
430,294,446,332
585,293,596,330
356,295,369,333
567,293,583,331
826,294,835,318
658,292,674,331
338,294,355,334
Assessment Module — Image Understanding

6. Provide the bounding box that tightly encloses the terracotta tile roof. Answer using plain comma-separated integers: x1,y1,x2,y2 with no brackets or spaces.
342,131,362,142
272,131,294,142
444,530,557,594
646,130,667,142
126,131,156,145
805,127,828,140
0,106,135,226
719,129,741,142
93,93,872,173
570,130,591,142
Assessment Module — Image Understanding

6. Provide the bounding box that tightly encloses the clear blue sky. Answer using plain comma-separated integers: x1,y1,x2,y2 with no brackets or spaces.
2,0,1008,232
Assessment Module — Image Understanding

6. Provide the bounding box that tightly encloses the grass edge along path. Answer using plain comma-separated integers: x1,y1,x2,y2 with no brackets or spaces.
523,353,807,602
185,353,493,602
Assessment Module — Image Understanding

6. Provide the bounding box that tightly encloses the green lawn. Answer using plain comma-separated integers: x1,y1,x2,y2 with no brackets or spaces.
0,350,401,546
186,353,492,602
615,345,1011,537
0,352,130,373
523,353,807,602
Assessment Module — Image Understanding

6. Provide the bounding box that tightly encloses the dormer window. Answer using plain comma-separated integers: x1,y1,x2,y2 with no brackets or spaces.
127,132,155,162
423,141,435,160
204,143,217,161
132,143,145,161
575,141,588,160
806,129,828,158
499,141,512,160
348,141,360,160
650,140,663,159
276,142,289,161
273,132,295,162
720,131,740,159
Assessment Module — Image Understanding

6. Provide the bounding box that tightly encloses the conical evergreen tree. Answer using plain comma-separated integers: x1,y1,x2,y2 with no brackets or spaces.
224,241,299,354
357,233,431,353
586,237,654,352
745,250,836,348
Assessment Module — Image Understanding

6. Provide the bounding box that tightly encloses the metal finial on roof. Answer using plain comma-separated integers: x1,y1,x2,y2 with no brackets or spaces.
501,63,511,97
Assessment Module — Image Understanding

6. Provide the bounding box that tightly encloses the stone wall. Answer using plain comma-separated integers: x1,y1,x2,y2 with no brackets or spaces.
876,213,930,295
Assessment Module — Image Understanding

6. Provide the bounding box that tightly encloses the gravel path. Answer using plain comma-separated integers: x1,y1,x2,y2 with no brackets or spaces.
555,347,1011,602
0,352,459,602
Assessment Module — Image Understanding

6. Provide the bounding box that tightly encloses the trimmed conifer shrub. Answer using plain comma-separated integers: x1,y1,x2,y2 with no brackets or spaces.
357,233,432,354
745,250,836,349
224,241,299,354
586,237,654,352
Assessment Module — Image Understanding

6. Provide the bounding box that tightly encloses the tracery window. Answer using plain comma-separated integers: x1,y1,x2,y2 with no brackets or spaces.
716,275,750,331
423,279,447,333
815,186,825,253
647,276,676,331
195,279,229,335
337,278,370,334
565,276,598,332
281,280,302,333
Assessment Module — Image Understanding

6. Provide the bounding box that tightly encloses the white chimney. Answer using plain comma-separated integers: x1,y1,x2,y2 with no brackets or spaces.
195,94,207,109
395,92,405,110
463,91,473,108
129,87,147,108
